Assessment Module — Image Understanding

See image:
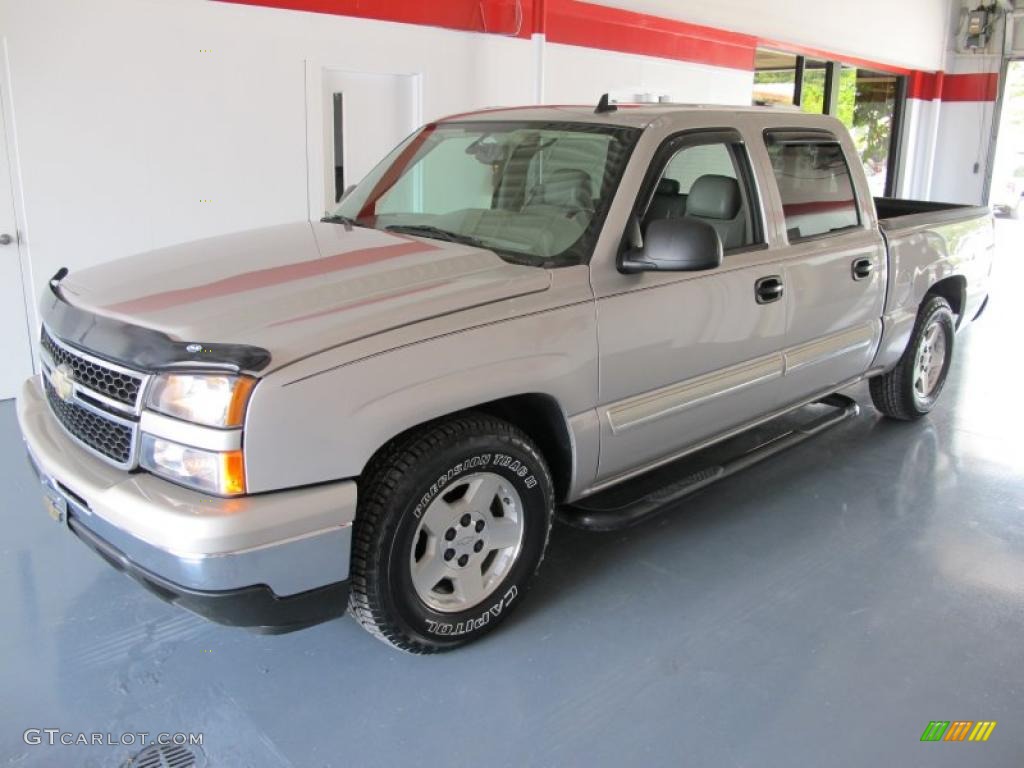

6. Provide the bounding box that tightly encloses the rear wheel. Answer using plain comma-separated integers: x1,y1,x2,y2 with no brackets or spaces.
348,413,553,653
869,295,955,421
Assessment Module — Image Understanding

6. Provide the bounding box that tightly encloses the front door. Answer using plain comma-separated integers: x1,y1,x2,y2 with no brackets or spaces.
0,85,33,400
592,130,792,484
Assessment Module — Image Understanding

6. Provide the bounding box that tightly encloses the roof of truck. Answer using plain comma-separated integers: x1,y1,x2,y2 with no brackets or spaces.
437,103,805,128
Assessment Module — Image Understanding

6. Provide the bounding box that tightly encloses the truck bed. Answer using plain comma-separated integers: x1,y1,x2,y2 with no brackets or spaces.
871,196,993,337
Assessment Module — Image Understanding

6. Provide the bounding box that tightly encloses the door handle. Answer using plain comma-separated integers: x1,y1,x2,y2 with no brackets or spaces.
852,257,873,281
0,233,13,246
755,275,784,304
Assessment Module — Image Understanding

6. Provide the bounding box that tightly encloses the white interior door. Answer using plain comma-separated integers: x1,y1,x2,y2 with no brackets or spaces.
0,85,33,400
321,70,417,212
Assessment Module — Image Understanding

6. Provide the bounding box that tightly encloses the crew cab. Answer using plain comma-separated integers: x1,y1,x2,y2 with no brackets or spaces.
17,102,994,652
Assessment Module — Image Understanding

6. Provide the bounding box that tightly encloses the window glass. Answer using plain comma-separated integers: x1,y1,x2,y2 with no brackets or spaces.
644,141,758,251
335,121,639,266
765,134,860,240
663,144,736,192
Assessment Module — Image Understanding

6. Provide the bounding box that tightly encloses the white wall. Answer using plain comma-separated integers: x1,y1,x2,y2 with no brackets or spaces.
930,95,1000,205
897,98,942,201
598,0,953,71
543,43,753,106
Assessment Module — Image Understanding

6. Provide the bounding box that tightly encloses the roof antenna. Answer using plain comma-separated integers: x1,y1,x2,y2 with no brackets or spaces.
594,93,617,114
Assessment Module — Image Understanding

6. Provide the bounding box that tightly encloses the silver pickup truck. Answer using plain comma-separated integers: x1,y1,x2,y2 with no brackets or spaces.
17,102,993,652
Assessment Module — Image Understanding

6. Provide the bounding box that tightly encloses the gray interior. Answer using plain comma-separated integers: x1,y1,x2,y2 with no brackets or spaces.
684,174,746,249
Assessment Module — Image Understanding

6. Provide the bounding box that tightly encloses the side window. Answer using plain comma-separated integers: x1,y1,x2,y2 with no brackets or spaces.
663,143,737,192
643,139,761,252
764,133,860,240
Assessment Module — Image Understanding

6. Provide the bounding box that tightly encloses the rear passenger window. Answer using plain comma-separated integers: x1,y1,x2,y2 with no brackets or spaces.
642,137,762,252
764,132,860,241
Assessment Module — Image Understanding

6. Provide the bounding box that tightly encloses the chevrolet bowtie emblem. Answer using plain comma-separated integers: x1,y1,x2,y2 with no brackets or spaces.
50,363,75,403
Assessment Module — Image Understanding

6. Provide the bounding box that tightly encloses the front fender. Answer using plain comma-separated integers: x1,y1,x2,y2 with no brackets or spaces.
243,302,598,493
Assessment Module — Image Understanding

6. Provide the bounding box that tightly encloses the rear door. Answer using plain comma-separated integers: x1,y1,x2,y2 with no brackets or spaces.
591,128,792,484
756,128,886,401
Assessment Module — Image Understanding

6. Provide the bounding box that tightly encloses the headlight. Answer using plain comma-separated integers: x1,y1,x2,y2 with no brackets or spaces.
147,374,255,427
140,434,246,496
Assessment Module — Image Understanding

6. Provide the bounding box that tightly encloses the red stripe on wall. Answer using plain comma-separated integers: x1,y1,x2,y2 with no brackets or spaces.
546,1,756,71
216,0,526,35
217,0,758,69
215,1,998,101
940,73,999,102
907,71,997,102
907,70,944,100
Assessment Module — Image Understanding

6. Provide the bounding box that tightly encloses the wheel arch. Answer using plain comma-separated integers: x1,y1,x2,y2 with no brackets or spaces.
925,275,966,325
361,392,576,504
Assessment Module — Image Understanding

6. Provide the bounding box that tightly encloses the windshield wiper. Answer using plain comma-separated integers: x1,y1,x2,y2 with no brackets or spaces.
320,214,364,231
384,224,488,248
386,224,546,268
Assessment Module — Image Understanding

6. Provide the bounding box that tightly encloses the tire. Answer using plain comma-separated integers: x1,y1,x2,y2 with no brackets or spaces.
348,412,554,653
869,295,955,421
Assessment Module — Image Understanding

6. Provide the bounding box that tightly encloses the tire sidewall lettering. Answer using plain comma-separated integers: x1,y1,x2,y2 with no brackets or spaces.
424,585,519,637
412,453,494,520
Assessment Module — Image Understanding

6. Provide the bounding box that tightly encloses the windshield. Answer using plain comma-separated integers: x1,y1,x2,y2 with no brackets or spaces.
331,120,640,267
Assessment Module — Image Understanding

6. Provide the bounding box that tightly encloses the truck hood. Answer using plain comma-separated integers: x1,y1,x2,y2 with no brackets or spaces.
58,221,552,371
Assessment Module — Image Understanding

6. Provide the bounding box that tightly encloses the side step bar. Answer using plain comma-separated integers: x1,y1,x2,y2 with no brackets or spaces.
558,394,860,532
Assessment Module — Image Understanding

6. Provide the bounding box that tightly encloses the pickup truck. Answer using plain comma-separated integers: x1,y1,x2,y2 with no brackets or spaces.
17,102,994,653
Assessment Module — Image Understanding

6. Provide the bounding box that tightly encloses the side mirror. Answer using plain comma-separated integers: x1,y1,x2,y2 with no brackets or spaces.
620,217,723,274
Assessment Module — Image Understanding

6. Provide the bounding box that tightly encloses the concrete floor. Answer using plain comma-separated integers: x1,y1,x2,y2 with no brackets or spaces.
2,222,1022,768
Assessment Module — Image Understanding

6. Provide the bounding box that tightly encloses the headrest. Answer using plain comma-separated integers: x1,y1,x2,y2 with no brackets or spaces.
686,175,742,220
656,178,681,196
531,169,594,210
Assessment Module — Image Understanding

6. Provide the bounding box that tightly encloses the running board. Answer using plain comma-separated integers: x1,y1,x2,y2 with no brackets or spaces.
558,394,860,532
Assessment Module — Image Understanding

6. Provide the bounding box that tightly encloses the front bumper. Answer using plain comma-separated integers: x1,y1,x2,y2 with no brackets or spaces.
17,376,356,630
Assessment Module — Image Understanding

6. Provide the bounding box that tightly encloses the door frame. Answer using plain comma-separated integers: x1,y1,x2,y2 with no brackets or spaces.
303,61,423,221
1,38,37,388
984,56,1023,207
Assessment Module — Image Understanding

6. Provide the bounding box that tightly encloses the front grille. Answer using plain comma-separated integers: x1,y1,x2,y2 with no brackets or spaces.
40,327,142,407
44,376,135,465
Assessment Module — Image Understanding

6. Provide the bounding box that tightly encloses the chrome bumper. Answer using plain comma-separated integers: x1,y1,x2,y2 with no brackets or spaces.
17,376,356,598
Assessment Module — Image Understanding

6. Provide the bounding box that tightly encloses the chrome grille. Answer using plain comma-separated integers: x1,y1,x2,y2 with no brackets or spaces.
40,326,143,408
39,326,148,469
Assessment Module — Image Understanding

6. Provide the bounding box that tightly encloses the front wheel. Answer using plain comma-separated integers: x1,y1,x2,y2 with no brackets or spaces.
869,295,955,421
348,413,553,653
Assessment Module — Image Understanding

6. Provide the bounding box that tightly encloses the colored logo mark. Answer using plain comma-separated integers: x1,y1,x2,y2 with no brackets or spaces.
920,721,997,742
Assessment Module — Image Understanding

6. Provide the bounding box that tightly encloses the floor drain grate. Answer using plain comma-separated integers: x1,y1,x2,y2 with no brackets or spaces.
120,743,204,768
